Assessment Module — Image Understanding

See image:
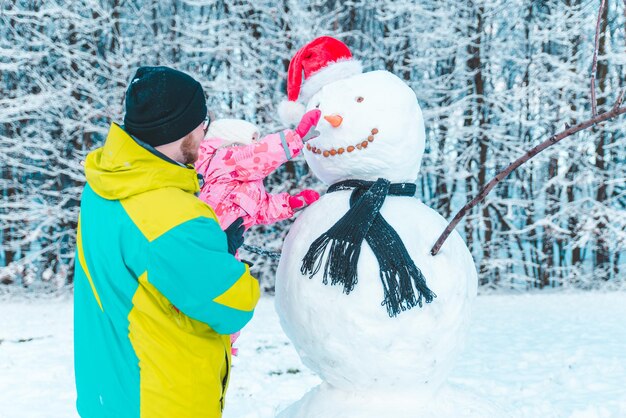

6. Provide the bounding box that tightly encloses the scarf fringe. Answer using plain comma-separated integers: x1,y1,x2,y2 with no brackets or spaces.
301,235,361,294
369,212,437,317
379,261,436,317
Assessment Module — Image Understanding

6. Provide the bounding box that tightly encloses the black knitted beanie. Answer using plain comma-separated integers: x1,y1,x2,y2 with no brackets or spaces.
124,66,207,147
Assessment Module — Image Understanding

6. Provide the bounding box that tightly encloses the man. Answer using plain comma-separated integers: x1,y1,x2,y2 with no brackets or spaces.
73,66,260,418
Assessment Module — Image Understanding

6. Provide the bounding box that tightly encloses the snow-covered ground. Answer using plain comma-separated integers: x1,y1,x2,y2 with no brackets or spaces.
1,292,626,418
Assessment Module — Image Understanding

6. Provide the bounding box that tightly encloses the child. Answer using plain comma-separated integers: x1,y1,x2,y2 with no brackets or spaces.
195,110,321,232
195,110,321,356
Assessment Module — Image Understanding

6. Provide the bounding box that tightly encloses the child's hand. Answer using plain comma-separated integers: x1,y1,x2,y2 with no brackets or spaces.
295,109,321,142
289,189,320,210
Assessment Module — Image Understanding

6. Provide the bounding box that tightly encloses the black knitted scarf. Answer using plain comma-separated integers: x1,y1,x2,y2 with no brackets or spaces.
301,178,436,317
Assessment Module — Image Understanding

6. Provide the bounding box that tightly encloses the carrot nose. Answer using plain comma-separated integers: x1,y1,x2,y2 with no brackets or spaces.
324,114,343,128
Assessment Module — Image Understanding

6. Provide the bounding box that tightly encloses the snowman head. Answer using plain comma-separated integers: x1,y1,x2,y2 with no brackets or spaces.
279,36,426,184
303,70,425,184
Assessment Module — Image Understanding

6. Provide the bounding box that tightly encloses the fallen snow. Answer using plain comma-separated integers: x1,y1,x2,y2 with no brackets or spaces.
1,292,625,418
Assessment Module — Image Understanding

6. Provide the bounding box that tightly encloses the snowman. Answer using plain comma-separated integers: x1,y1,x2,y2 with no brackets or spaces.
274,37,491,418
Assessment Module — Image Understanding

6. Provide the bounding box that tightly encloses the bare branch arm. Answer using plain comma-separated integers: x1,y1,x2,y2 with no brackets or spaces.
431,102,626,256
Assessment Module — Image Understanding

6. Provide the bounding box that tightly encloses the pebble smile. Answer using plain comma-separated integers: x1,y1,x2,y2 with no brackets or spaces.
306,128,379,157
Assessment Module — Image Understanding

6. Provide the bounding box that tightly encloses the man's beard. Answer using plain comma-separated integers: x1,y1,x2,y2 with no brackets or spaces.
180,135,198,165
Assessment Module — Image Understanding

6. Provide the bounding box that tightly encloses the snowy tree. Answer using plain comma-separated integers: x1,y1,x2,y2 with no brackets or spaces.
1,0,624,291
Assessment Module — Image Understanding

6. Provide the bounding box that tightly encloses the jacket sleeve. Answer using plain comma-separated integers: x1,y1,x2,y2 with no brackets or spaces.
194,138,222,178
213,129,304,181
253,191,295,225
146,215,260,335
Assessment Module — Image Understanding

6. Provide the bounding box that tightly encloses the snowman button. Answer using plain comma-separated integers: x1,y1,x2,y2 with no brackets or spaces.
361,141,368,148
338,148,345,154
316,149,322,154
306,144,312,151
356,144,362,150
330,149,337,156
323,150,330,157
347,146,355,152
367,135,375,142
371,128,379,134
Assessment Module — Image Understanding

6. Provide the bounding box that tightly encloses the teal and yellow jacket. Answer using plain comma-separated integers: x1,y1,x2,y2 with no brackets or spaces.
74,123,260,418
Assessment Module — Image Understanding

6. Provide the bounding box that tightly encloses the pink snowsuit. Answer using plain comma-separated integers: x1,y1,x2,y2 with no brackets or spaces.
195,129,305,231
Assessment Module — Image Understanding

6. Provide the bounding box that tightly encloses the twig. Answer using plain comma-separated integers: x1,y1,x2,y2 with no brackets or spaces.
241,243,281,261
591,0,606,116
431,102,626,256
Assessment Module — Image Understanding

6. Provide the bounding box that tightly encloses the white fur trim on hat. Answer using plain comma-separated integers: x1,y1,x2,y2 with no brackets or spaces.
206,119,260,147
278,99,306,126
300,59,363,103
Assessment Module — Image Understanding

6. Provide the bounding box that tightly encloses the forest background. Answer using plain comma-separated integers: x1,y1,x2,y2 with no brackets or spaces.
1,0,624,293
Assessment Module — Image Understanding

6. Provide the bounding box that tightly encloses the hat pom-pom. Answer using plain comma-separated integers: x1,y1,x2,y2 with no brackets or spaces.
278,99,306,126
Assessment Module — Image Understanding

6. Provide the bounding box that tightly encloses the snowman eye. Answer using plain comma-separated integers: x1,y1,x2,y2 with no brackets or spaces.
315,102,320,109
356,96,364,103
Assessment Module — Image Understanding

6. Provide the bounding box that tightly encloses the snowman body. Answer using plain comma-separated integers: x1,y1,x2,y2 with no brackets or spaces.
276,191,477,391
275,70,480,416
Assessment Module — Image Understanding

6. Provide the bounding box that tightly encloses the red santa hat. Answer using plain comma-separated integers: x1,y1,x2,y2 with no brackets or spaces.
278,36,363,125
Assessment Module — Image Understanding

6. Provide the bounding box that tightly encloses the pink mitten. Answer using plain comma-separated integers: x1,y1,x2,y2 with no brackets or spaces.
295,109,322,140
230,331,241,356
289,189,320,210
